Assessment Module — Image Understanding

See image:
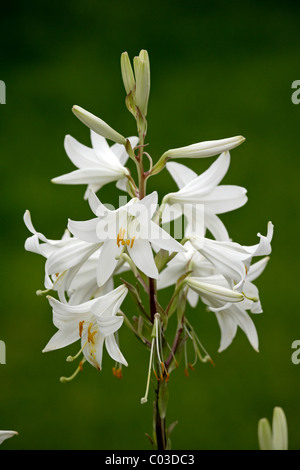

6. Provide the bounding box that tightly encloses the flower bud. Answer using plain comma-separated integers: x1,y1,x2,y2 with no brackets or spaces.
72,105,126,145
162,135,245,160
133,50,150,117
120,52,136,96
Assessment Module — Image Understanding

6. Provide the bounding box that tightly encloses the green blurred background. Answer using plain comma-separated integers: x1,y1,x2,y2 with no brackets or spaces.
0,0,299,450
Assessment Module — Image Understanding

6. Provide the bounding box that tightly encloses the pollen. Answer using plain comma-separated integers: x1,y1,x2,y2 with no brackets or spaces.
87,323,97,344
116,227,135,248
112,367,122,379
79,320,85,338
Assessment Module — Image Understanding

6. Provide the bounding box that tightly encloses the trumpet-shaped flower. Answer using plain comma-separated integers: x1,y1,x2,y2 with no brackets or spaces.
161,152,247,240
44,285,128,370
24,210,103,302
52,131,138,199
189,221,274,290
68,190,185,286
186,273,260,352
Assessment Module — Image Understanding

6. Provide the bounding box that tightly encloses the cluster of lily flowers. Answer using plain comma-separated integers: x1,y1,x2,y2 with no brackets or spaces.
24,50,273,405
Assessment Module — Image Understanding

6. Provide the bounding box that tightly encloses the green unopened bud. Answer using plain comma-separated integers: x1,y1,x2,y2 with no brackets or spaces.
258,418,273,450
121,52,136,96
72,105,126,145
258,406,288,450
161,136,245,160
272,407,288,450
133,50,150,117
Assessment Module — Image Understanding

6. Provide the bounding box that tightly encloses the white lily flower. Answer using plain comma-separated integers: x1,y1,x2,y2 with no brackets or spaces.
186,273,261,352
192,257,270,352
162,135,245,160
52,131,138,199
68,190,185,286
44,285,128,371
24,210,103,302
258,407,288,450
0,430,18,445
162,152,247,240
189,221,274,291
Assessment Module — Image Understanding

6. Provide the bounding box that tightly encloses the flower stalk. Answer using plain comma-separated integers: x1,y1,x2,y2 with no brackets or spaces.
24,48,273,451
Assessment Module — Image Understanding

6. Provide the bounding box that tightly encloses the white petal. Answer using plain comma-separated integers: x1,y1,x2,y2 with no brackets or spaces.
111,136,139,165
105,334,128,366
96,316,124,336
68,218,99,243
64,134,99,168
46,239,100,275
129,239,158,279
0,431,18,445
92,285,128,318
215,311,238,352
246,257,270,282
43,328,80,352
149,221,185,253
200,185,248,214
96,239,122,286
166,161,197,189
204,212,230,241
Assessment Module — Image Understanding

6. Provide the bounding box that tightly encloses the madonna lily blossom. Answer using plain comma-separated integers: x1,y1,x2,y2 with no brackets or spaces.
67,251,130,305
44,285,128,370
161,152,247,240
24,209,103,302
189,221,274,291
51,131,138,199
68,190,185,287
186,274,259,351
0,430,18,445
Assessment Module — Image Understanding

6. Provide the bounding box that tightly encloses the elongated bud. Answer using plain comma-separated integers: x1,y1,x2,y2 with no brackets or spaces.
258,418,273,450
121,52,136,95
161,135,245,160
272,407,288,450
133,50,150,117
72,105,126,145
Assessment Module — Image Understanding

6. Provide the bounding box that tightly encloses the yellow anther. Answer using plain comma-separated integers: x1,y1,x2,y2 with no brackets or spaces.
79,320,85,338
112,367,122,379
87,323,97,344
153,368,160,382
116,227,135,249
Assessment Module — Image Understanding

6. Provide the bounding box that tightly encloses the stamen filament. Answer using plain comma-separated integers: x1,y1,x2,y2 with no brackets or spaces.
66,340,88,362
141,337,155,404
60,359,86,383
